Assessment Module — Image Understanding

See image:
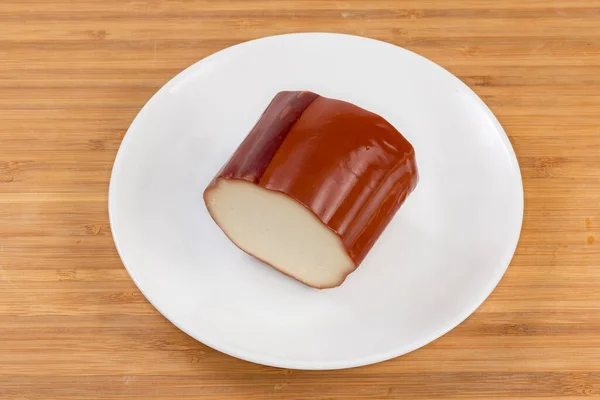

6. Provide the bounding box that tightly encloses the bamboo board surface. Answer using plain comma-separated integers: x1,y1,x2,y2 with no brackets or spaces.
1,0,600,398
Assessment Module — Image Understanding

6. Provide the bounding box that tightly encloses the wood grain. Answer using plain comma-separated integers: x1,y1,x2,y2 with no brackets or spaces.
1,0,599,398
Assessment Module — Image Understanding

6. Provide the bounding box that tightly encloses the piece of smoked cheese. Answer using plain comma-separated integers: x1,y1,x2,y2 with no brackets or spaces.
204,91,418,289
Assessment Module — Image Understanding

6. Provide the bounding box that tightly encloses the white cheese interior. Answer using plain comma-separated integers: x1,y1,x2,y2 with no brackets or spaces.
205,179,355,288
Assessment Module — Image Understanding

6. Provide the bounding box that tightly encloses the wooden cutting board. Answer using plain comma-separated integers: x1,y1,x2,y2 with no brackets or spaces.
1,1,599,398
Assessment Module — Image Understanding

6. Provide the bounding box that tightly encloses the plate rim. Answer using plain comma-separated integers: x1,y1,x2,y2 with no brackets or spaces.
108,32,524,370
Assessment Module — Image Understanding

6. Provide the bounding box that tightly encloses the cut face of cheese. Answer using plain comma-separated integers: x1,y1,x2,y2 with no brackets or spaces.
205,179,355,289
204,90,418,289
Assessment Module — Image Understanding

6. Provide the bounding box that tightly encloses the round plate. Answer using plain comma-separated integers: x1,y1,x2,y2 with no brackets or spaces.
109,33,523,370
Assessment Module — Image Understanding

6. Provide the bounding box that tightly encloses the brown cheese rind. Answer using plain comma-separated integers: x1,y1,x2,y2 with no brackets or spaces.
215,91,318,183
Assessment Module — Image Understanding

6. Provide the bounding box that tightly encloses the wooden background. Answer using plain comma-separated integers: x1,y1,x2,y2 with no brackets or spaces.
1,0,599,398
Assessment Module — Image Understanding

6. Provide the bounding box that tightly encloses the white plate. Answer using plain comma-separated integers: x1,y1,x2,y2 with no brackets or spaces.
109,33,523,370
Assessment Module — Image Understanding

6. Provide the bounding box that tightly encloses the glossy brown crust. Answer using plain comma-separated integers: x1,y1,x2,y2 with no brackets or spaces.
205,91,418,276
216,91,318,182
